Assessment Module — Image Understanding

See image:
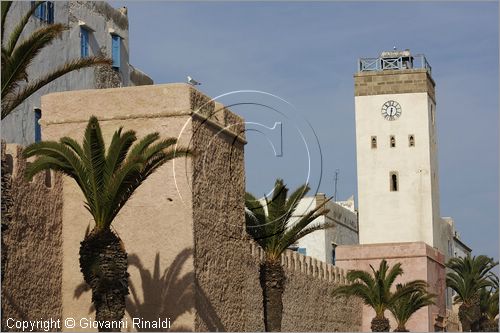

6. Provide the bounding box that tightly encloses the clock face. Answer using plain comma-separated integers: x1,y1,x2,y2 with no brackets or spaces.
381,100,402,121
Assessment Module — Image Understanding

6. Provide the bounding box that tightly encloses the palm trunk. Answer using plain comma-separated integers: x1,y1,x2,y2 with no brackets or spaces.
1,155,13,332
370,314,390,332
260,260,285,332
79,228,129,332
393,325,409,332
459,302,480,332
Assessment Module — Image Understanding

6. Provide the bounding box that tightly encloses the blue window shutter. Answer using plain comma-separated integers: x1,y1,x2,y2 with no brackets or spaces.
34,109,42,142
34,3,42,19
111,35,120,68
81,28,88,57
47,2,54,23
40,2,46,21
298,248,307,256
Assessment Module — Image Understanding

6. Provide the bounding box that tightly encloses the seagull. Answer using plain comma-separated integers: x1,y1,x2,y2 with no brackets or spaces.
187,76,201,86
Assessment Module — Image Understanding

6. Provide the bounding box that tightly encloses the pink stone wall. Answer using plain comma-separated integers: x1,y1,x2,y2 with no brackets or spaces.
336,242,446,332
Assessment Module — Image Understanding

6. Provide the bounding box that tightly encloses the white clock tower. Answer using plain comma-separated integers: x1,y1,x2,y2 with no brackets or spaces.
354,50,442,249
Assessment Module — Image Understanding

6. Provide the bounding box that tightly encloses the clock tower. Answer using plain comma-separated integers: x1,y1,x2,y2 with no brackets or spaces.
354,50,442,250
337,50,448,331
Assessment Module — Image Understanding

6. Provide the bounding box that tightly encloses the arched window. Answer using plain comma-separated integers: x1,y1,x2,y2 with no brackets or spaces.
390,135,396,148
390,172,398,191
409,135,415,147
371,136,377,149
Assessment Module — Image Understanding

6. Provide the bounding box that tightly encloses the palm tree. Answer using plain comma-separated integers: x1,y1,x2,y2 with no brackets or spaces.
477,274,499,332
446,255,498,332
389,282,436,332
245,179,332,331
332,260,426,332
23,116,190,332
1,1,111,119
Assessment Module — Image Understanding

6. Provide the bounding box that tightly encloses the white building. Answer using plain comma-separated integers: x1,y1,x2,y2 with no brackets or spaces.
441,217,472,311
354,50,443,250
292,194,359,265
2,1,152,145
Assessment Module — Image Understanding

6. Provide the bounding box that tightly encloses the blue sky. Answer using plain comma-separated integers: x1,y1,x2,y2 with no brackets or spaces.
116,1,499,260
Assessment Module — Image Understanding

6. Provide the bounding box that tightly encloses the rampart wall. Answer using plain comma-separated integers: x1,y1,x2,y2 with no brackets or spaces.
1,143,64,331
250,243,362,331
1,84,362,332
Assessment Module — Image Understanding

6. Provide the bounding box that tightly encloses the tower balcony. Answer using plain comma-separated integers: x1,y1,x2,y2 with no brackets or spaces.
358,50,432,74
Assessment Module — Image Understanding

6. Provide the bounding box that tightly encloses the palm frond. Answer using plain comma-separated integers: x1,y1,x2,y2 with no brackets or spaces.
286,220,335,248
1,1,13,42
245,179,332,262
2,23,66,100
389,283,436,329
103,128,137,186
24,117,190,233
4,1,45,56
2,56,111,119
331,259,410,318
446,255,498,305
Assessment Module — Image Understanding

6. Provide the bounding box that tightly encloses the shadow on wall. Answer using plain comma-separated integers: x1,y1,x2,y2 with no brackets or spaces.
127,248,194,332
74,247,224,332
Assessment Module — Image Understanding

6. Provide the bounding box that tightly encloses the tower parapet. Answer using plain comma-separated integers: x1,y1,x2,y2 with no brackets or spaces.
354,50,435,103
358,49,432,73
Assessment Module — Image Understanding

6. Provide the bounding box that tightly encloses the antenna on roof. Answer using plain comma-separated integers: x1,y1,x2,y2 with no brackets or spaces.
333,169,340,201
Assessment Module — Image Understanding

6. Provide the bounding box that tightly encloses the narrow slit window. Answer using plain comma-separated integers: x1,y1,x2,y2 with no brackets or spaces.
111,34,121,69
331,243,337,265
371,136,377,149
80,28,89,58
409,135,415,147
390,135,396,148
44,170,52,188
5,154,13,175
34,108,42,142
390,172,399,191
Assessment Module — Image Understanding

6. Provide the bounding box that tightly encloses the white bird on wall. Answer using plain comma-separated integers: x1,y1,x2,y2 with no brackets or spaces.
187,76,201,86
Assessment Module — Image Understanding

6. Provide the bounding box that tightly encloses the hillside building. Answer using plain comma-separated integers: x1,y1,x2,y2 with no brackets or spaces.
1,1,152,146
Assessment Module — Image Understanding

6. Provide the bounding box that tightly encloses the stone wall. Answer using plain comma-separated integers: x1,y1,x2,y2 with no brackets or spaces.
354,69,436,103
2,84,363,331
250,243,362,331
1,143,64,331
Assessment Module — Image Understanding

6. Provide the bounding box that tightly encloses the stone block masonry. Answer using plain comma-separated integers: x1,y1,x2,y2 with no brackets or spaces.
354,69,436,103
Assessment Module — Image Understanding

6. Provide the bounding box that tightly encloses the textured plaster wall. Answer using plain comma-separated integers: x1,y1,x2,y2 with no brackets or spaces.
9,84,363,332
42,84,197,332
251,244,362,331
191,114,265,331
283,271,361,331
354,91,440,247
1,144,64,331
